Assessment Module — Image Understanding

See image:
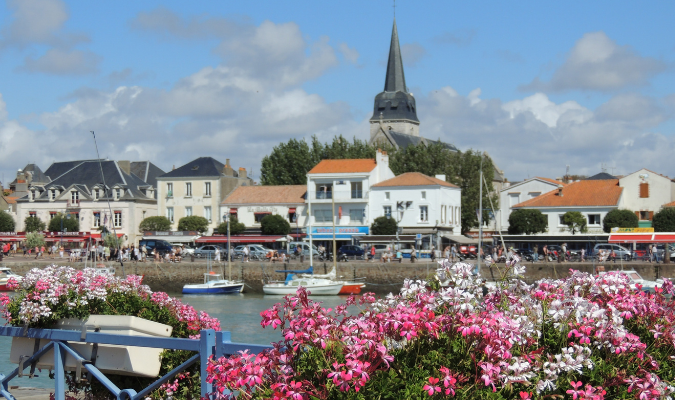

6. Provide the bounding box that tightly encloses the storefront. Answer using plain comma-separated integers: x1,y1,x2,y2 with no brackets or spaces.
142,231,201,244
0,232,25,242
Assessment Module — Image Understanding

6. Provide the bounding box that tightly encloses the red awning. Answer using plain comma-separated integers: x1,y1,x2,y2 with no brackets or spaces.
45,237,87,242
229,208,237,213
288,208,296,213
196,235,283,244
89,233,124,239
0,235,24,242
608,234,653,243
654,234,675,242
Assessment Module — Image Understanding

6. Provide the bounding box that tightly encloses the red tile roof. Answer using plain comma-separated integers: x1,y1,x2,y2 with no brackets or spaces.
222,185,306,205
513,179,622,208
664,201,675,208
3,196,18,204
308,159,377,174
372,172,458,188
535,177,567,186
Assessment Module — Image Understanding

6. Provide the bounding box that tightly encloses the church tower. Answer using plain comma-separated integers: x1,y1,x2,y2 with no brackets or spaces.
369,19,420,143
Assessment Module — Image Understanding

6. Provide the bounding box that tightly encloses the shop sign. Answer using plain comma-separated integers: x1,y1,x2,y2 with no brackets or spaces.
143,231,199,236
466,232,494,238
45,231,90,237
310,226,369,235
247,206,278,213
610,227,654,233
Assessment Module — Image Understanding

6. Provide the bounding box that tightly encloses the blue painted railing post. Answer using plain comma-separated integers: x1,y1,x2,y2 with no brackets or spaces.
214,331,231,358
200,330,215,399
54,343,65,400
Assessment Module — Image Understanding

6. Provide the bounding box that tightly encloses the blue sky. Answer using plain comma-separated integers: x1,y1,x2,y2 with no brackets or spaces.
0,0,673,184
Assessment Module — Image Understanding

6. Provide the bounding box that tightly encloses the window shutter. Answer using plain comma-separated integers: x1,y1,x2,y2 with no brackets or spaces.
639,183,649,198
635,211,640,219
649,211,654,221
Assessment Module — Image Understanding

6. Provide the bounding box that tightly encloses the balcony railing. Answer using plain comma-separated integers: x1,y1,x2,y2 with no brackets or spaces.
66,200,80,208
311,191,368,201
351,190,363,199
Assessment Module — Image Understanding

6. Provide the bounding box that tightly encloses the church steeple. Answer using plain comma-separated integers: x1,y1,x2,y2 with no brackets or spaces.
384,19,407,93
369,19,420,141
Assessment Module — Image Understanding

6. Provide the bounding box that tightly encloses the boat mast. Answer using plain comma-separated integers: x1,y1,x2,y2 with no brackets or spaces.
227,213,231,281
332,185,337,272
477,155,483,276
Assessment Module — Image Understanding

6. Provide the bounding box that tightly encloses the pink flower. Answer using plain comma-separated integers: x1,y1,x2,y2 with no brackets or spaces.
423,377,441,396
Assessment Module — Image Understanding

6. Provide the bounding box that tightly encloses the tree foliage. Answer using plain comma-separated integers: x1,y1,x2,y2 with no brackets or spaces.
48,213,80,233
371,216,398,235
216,216,246,235
602,209,639,233
177,216,209,233
25,232,45,248
260,214,291,235
24,216,45,232
562,211,587,234
139,216,172,232
653,207,675,232
0,212,15,232
507,209,548,235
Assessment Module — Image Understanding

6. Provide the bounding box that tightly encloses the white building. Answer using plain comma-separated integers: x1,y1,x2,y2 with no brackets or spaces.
498,177,565,230
157,157,253,234
618,168,675,225
220,185,307,232
370,172,462,246
14,160,163,244
306,150,395,243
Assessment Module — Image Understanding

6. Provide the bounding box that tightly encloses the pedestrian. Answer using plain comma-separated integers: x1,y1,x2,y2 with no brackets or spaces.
243,245,249,262
141,244,147,262
104,245,110,261
430,245,436,261
59,245,64,258
215,246,221,261
561,243,568,262
370,245,375,262
451,244,457,262
580,248,585,262
410,245,417,263
532,244,539,262
648,244,654,263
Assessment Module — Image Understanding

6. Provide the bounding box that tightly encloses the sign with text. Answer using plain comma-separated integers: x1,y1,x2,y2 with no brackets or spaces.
144,231,200,236
610,227,654,233
310,226,369,235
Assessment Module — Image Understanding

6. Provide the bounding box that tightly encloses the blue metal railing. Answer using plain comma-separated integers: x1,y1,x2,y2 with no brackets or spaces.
0,326,272,400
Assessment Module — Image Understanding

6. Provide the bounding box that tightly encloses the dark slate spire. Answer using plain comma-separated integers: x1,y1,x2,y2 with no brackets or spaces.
384,19,407,93
370,19,419,124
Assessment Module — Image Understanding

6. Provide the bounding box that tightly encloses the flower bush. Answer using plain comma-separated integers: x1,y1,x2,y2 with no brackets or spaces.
207,259,675,400
0,265,220,399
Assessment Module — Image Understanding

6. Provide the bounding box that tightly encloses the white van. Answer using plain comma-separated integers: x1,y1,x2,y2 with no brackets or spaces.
290,242,319,257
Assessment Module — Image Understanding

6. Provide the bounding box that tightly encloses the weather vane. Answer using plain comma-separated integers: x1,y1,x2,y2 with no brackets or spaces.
393,0,396,18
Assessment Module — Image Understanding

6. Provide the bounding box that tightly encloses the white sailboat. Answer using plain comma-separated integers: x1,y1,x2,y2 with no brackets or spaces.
263,267,343,295
183,254,244,294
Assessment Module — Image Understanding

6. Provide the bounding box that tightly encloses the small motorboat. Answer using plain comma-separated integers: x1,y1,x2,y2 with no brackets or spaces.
183,272,245,294
299,267,365,295
0,267,22,291
263,275,344,295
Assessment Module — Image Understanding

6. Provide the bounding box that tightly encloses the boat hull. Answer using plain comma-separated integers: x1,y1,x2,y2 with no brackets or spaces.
0,283,10,291
263,283,343,295
182,283,244,294
338,283,365,295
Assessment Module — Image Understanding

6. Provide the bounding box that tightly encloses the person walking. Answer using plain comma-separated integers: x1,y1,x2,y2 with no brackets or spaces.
215,246,221,262
410,245,417,263
451,244,458,262
430,245,436,261
243,245,249,262
580,248,585,262
141,244,147,262
370,245,375,262
648,244,654,263
532,244,539,262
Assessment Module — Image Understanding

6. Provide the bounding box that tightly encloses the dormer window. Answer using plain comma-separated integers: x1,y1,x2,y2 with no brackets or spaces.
50,189,56,201
94,189,99,200
71,191,79,202
115,188,122,199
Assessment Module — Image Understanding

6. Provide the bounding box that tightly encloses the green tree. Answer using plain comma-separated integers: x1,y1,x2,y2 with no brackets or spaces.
653,207,675,232
102,229,121,249
24,216,45,232
562,211,587,234
371,216,398,235
507,209,548,235
260,214,291,235
139,216,172,232
388,141,450,177
25,232,45,248
451,151,498,234
48,213,80,233
177,216,209,233
0,212,15,232
216,216,246,235
602,209,639,233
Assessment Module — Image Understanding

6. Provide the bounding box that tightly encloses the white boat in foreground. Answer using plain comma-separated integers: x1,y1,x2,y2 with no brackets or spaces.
598,269,664,293
183,272,244,294
263,276,343,295
0,267,22,291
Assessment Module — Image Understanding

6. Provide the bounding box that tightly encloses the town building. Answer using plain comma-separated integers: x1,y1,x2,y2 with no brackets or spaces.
14,160,163,244
306,150,395,245
156,157,254,234
369,172,463,248
498,177,566,231
617,168,675,227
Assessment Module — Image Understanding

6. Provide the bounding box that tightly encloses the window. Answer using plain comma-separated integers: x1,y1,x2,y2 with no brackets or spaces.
316,184,332,199
383,206,392,218
588,214,601,225
639,183,649,198
71,191,79,201
113,211,122,228
385,192,390,200
93,212,101,228
185,206,193,217
50,189,56,200
167,207,174,223
529,192,541,199
185,183,192,197
559,214,565,225
639,211,653,221
421,191,426,200
115,188,122,199
93,189,99,200
204,206,212,222
29,211,37,217
167,183,173,197
420,206,428,222
255,212,271,223
350,209,364,223
204,182,211,197
50,212,57,220
313,209,333,223
509,193,521,207
351,182,363,199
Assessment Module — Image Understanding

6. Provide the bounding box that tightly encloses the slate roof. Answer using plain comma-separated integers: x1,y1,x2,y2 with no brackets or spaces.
130,161,165,187
308,159,377,174
222,185,306,205
586,172,617,180
159,157,227,178
22,164,50,183
513,179,622,208
372,172,459,188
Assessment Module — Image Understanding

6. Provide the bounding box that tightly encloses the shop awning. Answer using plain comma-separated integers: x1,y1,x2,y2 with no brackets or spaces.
142,235,200,243
229,208,237,213
288,208,296,213
195,235,283,244
45,237,87,242
609,233,675,243
445,235,480,245
90,233,124,239
0,235,24,242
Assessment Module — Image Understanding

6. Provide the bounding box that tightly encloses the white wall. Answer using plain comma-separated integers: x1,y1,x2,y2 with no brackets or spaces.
157,176,222,233
518,207,615,235
619,169,673,215
499,179,560,229
370,185,461,231
219,204,307,229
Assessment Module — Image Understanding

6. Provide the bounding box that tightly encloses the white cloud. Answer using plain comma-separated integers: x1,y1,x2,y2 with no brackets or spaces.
523,32,667,92
20,49,100,75
0,0,68,48
339,43,359,64
503,93,591,128
401,43,426,67
433,29,476,47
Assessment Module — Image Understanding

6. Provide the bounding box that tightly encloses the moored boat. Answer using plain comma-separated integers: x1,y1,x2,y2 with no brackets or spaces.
263,275,343,295
183,272,245,294
0,267,22,291
298,266,366,295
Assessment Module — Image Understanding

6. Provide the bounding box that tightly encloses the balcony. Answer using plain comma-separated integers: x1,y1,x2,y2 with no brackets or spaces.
311,190,368,202
66,200,80,208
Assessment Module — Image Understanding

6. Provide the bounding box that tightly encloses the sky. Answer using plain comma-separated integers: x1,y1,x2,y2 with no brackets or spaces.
0,0,673,186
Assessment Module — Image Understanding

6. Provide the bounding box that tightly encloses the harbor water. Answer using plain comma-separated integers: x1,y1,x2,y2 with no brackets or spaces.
0,293,354,389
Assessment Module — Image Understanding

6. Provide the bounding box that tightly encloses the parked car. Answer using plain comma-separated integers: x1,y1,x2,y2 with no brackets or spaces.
289,242,319,257
138,240,172,256
193,245,227,259
171,243,195,255
654,244,675,259
232,244,270,258
338,245,365,257
593,243,632,260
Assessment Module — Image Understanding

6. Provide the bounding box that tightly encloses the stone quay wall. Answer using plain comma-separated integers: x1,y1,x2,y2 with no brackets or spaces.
4,259,675,294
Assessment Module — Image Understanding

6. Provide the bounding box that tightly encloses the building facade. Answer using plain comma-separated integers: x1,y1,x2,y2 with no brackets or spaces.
157,157,254,234
498,177,565,230
221,185,307,233
618,168,675,226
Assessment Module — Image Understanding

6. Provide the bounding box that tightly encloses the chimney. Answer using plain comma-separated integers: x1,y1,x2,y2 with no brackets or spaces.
376,148,389,167
118,160,131,175
435,174,446,181
225,158,230,167
557,184,563,196
238,167,247,179
15,170,27,194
